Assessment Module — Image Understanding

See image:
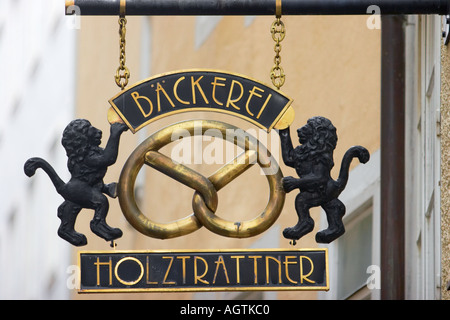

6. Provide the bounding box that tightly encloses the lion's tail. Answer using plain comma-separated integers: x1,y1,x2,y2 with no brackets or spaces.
336,146,370,192
24,157,66,194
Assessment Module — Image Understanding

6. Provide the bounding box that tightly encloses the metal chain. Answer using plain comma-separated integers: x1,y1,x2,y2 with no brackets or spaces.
115,17,130,90
270,17,286,90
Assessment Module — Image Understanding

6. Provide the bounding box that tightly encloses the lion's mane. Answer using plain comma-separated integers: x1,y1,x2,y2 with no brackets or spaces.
61,119,97,174
296,116,337,169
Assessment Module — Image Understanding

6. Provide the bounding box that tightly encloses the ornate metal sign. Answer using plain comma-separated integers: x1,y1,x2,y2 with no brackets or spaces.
24,67,369,294
108,70,294,133
78,248,329,293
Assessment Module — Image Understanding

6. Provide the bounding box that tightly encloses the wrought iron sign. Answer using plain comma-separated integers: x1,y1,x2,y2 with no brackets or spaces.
21,0,383,294
24,120,128,247
279,117,370,245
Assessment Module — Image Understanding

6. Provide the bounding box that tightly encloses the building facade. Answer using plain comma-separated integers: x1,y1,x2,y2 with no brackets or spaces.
3,1,450,300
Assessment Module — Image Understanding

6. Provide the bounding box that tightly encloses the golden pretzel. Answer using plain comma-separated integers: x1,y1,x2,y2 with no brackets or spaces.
118,120,285,239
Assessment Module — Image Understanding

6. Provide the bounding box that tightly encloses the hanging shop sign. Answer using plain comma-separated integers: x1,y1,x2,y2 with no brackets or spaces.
78,249,328,293
108,70,294,133
23,4,373,294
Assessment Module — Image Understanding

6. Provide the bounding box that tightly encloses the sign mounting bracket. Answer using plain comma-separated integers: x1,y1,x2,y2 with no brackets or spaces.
65,0,450,16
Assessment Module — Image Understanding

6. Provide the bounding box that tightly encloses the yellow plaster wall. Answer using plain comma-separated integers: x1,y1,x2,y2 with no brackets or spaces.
72,15,380,300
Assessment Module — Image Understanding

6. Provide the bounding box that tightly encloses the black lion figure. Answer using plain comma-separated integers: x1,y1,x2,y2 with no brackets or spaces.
24,119,128,246
279,116,370,244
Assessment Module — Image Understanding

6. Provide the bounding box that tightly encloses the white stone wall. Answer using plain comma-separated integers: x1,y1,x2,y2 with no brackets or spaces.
0,0,76,299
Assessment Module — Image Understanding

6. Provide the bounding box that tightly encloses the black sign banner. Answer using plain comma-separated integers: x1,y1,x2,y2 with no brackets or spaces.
109,70,294,133
78,249,328,293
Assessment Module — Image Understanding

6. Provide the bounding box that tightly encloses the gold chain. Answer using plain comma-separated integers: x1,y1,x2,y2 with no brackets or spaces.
115,17,130,90
270,17,285,90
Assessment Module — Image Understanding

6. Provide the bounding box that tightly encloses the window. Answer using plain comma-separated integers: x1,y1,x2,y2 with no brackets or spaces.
404,14,441,299
337,206,373,299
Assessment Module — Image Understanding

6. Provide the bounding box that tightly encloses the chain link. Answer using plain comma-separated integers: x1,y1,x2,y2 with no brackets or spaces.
270,17,286,90
115,17,130,90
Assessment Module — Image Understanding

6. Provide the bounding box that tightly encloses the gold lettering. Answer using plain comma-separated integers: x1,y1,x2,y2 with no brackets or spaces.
94,257,112,286
156,82,175,112
246,86,272,119
131,91,154,117
245,86,264,116
226,80,244,110
213,255,230,284
300,256,316,284
146,256,158,284
162,256,176,285
256,94,272,119
265,256,282,284
248,255,262,284
173,76,190,105
114,257,144,286
194,256,209,284
231,256,245,284
191,76,209,105
177,256,191,284
211,77,226,106
284,256,298,284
